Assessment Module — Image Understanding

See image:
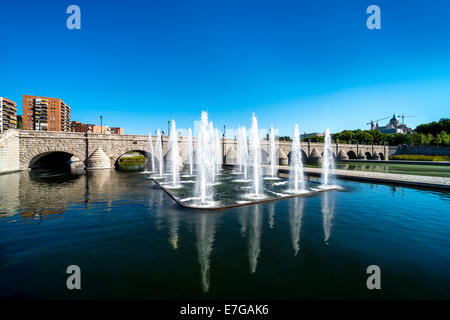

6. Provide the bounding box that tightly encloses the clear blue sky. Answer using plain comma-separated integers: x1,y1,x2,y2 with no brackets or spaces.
1,0,449,136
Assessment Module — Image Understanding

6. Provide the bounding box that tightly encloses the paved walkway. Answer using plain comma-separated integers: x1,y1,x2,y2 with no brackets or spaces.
272,165,450,190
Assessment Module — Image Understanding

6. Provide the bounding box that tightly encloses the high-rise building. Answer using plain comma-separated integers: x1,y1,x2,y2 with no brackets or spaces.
0,97,17,133
22,95,71,131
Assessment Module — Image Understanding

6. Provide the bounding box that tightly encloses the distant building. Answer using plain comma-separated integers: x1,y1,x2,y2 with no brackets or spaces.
71,121,123,135
377,114,412,134
0,97,17,133
110,127,124,135
23,95,71,132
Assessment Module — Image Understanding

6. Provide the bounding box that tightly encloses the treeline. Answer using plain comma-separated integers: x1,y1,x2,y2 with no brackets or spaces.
301,118,450,147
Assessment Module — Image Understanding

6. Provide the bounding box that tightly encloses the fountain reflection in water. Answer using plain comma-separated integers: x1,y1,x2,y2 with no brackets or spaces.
288,124,305,193
195,213,217,292
289,197,304,255
321,128,336,187
322,191,335,244
248,204,262,274
268,202,275,229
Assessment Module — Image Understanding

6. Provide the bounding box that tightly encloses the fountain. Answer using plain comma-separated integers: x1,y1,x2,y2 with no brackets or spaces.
186,128,194,176
155,129,163,177
214,128,222,173
167,120,180,188
194,111,215,206
288,124,305,193
147,132,155,172
321,128,336,188
151,112,341,210
266,125,279,179
236,127,249,180
246,113,264,199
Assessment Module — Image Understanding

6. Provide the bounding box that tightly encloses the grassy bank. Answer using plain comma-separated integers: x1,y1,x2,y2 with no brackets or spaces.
389,154,450,162
119,154,146,161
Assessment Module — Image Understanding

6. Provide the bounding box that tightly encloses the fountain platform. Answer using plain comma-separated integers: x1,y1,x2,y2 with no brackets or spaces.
151,167,341,210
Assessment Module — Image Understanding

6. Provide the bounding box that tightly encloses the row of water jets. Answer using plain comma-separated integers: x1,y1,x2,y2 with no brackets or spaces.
148,111,336,206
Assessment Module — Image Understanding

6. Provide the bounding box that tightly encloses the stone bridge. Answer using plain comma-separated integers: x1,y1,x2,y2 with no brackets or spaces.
0,130,396,173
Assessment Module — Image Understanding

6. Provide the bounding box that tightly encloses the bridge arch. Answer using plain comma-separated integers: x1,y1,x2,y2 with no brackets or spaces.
29,151,75,169
347,150,357,159
24,146,86,170
112,149,149,167
365,152,372,160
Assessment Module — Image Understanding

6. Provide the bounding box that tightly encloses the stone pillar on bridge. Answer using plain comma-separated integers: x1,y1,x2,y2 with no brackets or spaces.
86,147,112,170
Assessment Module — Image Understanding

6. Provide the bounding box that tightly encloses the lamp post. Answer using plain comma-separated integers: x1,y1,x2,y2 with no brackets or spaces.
100,115,103,134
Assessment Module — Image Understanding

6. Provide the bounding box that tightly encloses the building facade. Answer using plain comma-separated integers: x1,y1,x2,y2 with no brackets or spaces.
22,95,71,132
0,97,17,133
110,127,124,135
377,114,412,134
71,121,124,135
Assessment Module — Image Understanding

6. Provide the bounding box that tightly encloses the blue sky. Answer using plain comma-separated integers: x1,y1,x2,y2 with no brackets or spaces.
1,0,449,136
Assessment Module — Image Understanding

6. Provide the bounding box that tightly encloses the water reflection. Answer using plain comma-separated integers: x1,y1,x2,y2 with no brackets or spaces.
248,204,263,274
168,211,180,250
3,169,448,298
238,205,248,237
268,202,275,229
322,191,336,244
289,197,304,255
0,173,19,217
195,212,217,292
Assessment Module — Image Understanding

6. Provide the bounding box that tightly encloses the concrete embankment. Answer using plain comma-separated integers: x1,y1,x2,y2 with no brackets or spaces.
277,166,450,191
341,159,450,166
224,164,450,191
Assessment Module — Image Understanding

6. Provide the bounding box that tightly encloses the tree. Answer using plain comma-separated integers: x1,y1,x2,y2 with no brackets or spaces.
279,136,292,142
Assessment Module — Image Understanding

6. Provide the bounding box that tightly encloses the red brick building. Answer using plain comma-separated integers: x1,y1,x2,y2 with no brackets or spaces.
23,95,70,131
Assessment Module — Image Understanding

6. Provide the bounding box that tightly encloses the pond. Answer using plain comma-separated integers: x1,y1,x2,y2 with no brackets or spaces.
0,168,449,299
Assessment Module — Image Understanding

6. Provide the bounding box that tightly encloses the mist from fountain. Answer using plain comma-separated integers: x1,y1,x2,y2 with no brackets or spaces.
155,129,163,177
321,128,336,187
187,128,194,176
288,124,305,193
168,120,180,187
269,125,278,178
248,113,264,199
194,111,215,205
147,132,155,172
237,127,249,179
214,128,222,174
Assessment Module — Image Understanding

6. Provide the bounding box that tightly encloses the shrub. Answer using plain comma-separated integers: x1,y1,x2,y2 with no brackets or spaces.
389,154,450,162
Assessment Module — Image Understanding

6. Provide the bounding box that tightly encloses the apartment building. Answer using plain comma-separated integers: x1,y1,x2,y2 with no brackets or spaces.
71,121,124,135
0,97,17,133
22,95,71,131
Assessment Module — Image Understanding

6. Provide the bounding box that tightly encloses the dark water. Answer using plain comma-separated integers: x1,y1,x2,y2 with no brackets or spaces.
0,168,449,299
306,162,450,178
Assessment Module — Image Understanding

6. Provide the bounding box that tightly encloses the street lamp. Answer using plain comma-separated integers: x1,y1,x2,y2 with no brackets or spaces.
100,115,103,134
